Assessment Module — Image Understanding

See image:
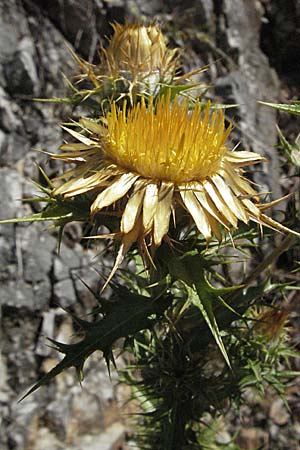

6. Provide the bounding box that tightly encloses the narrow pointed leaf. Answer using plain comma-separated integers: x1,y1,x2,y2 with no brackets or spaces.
258,101,300,116
185,282,231,367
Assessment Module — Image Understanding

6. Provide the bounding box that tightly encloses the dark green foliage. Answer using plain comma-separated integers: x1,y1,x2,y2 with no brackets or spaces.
20,285,171,401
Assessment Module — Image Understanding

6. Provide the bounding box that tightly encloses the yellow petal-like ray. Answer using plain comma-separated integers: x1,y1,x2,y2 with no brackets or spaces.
224,150,265,166
101,217,143,292
121,181,145,233
50,149,96,161
203,181,238,228
61,126,98,146
91,172,138,215
211,174,249,224
206,213,222,242
60,143,94,151
153,182,174,245
55,170,109,197
221,164,258,197
241,198,260,217
180,188,211,241
80,118,105,135
143,183,159,231
259,214,300,238
192,183,230,229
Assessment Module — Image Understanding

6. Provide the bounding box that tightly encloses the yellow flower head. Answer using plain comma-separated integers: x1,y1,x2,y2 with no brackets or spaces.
105,21,175,78
53,93,299,284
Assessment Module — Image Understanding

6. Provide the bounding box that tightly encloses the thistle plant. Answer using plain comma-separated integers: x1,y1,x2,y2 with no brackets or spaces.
2,21,300,449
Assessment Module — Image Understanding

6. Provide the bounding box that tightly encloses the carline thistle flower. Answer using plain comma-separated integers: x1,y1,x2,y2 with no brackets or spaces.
52,93,299,285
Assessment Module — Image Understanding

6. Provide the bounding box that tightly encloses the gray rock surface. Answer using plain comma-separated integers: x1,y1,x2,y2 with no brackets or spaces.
223,0,281,199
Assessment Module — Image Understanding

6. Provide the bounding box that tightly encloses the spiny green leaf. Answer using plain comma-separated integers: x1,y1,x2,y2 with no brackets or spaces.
34,96,77,104
202,273,243,296
277,125,294,157
165,251,231,367
21,196,56,203
258,100,300,115
0,212,56,224
35,163,55,189
184,282,231,367
208,103,239,110
277,125,300,167
0,197,90,226
30,179,53,195
215,295,242,318
279,370,300,377
20,290,170,401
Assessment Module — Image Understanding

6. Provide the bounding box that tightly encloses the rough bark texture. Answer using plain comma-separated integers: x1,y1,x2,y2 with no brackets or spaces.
0,1,299,449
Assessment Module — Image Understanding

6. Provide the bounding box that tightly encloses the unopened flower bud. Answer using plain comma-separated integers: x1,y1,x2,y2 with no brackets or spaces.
106,22,172,78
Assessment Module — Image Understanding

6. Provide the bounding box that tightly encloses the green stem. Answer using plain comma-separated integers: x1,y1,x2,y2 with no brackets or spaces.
166,401,189,450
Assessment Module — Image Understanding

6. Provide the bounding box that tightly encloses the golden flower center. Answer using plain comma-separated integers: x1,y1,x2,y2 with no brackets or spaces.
103,95,231,184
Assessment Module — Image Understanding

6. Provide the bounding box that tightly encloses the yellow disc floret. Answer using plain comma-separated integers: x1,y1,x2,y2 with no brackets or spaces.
103,94,231,183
